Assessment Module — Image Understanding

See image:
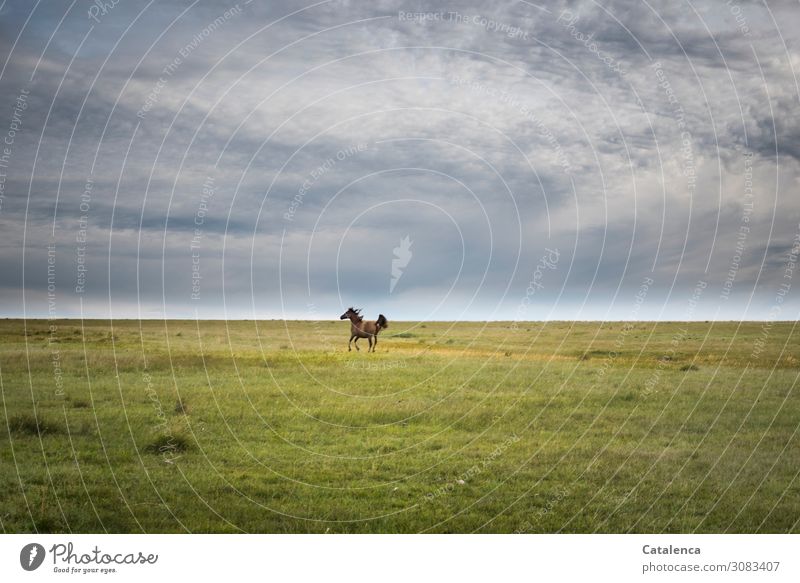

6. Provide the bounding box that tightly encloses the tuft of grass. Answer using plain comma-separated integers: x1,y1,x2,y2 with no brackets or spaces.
393,332,416,338
174,400,188,415
71,399,91,409
8,413,62,436
144,432,192,455
680,364,700,371
614,391,637,402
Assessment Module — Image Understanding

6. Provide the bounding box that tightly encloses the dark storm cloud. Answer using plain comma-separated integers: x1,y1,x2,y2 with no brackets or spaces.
0,0,797,320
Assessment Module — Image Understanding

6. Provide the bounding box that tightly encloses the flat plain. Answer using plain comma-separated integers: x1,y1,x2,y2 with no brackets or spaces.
0,318,798,533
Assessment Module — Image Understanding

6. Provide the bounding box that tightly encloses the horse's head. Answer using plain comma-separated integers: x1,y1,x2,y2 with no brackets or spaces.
340,307,362,321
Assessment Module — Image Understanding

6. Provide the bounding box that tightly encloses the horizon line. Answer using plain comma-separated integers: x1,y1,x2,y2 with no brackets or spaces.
2,317,798,323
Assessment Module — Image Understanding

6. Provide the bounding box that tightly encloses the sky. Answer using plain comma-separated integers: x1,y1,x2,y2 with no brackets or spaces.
0,0,798,321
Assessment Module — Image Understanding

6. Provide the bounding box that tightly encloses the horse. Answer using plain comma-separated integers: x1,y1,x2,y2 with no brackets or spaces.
339,307,388,352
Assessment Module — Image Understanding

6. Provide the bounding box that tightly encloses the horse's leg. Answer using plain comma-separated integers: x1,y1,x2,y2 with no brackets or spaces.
372,334,377,352
354,337,360,351
367,336,374,352
349,334,355,352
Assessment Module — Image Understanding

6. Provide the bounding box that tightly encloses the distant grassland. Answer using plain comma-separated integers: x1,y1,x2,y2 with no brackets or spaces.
0,318,798,533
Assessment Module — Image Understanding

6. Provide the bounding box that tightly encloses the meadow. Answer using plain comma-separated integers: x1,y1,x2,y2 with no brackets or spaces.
0,318,798,533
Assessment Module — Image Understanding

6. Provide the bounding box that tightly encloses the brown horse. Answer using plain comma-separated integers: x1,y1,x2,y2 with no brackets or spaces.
340,307,388,352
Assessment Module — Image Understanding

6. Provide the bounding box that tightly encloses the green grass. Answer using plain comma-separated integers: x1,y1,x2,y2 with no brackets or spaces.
0,319,798,533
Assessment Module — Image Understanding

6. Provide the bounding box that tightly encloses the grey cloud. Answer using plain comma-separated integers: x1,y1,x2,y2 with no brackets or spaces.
0,0,797,320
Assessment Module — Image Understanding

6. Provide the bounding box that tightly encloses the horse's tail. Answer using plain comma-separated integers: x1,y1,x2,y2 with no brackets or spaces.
377,314,388,329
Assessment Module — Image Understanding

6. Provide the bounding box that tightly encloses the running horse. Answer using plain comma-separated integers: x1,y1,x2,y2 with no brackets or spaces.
339,307,388,352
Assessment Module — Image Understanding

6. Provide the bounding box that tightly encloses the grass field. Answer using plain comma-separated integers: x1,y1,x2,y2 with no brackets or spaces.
0,318,798,533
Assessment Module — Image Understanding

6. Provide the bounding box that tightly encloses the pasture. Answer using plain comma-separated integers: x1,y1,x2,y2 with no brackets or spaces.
0,318,798,533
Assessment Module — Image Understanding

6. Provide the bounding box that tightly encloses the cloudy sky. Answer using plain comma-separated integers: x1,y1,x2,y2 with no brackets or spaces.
0,0,798,321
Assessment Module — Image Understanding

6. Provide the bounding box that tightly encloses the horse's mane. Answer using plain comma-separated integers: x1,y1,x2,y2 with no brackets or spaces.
349,307,363,322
